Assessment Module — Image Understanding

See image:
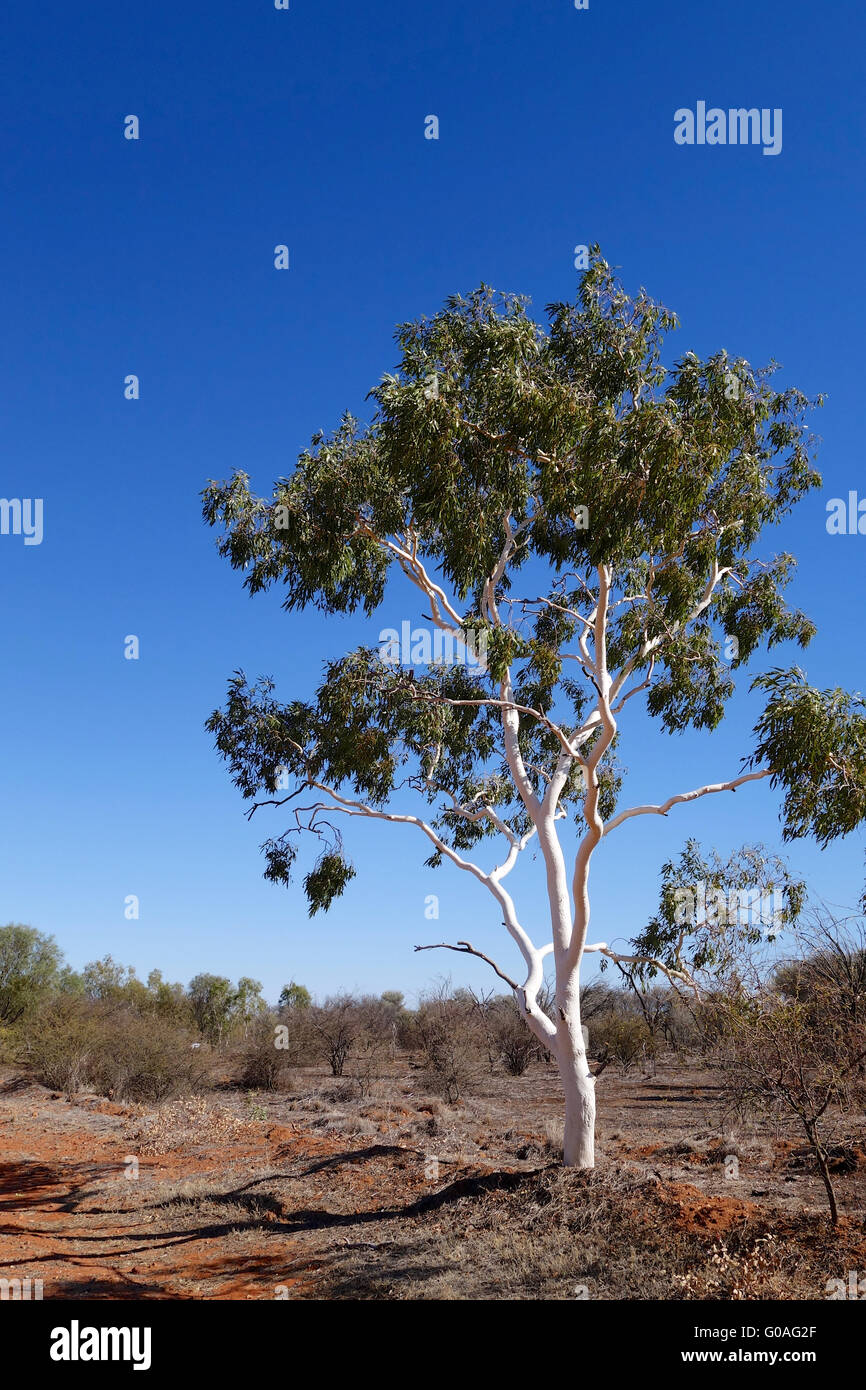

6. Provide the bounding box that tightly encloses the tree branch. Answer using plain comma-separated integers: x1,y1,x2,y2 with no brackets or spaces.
414,940,520,992
602,768,772,836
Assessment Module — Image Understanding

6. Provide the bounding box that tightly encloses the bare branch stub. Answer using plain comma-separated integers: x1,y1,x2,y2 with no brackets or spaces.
414,940,520,993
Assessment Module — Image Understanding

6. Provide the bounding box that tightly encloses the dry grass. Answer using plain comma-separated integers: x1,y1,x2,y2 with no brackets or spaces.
128,1095,258,1155
311,1165,859,1300
2,1056,864,1300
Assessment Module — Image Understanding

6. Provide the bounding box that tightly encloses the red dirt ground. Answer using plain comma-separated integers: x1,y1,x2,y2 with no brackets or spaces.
2,1063,864,1299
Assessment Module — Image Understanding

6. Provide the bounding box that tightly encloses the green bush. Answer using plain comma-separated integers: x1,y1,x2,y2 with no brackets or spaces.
590,1013,653,1075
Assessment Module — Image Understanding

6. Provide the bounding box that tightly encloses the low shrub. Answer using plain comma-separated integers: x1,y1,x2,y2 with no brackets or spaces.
18,997,209,1101
237,1012,292,1090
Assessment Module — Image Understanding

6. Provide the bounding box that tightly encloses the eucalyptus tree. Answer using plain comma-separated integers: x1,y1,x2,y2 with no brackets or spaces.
203,250,866,1166
0,924,63,1025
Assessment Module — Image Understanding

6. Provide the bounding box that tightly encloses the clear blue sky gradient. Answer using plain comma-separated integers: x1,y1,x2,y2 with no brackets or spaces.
1,0,864,1003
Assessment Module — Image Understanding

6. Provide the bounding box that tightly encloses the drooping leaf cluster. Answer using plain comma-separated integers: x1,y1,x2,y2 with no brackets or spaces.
749,669,866,847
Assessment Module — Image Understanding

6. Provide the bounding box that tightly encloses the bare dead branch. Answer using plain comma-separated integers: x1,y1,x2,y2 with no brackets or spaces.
414,940,520,993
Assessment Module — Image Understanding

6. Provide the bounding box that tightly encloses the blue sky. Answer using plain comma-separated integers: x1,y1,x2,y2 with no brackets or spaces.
1,0,864,1004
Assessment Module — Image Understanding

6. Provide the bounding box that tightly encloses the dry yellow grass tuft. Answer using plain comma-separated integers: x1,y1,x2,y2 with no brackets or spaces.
128,1095,259,1155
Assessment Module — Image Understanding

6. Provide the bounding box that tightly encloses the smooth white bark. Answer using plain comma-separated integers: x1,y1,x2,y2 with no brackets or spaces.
275,533,771,1169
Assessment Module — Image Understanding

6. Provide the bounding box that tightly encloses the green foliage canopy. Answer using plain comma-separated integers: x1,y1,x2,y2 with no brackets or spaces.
203,251,864,924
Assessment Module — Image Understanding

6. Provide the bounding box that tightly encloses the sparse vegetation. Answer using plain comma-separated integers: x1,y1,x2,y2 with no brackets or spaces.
1,917,863,1301
715,915,866,1226
19,995,208,1101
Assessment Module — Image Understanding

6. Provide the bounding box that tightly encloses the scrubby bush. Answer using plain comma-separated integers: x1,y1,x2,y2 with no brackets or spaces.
18,998,209,1101
775,913,866,1033
415,988,480,1102
17,997,104,1093
309,994,362,1076
590,1013,653,1076
89,1011,209,1102
304,993,394,1092
483,995,537,1076
237,1011,292,1090
716,982,866,1227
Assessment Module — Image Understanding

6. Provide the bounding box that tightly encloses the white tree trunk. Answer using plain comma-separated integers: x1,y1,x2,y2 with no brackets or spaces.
560,1051,596,1167
556,997,596,1167
533,810,597,1168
